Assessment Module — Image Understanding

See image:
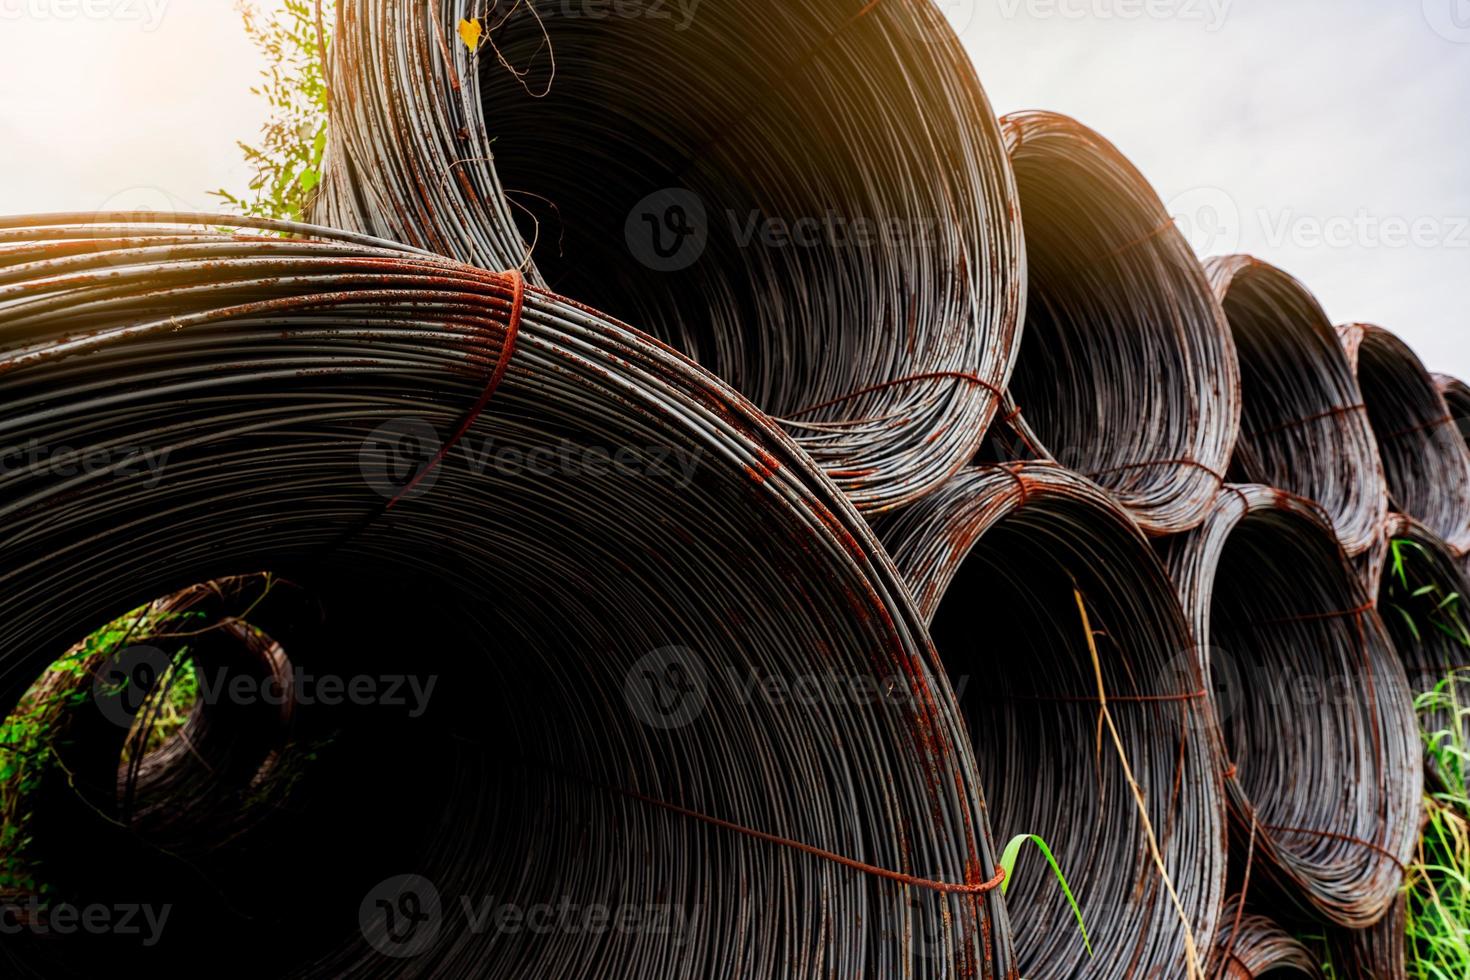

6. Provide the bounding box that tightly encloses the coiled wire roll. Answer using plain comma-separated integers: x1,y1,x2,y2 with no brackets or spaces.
1374,513,1470,795
1205,256,1385,557
1435,373,1470,441
982,111,1239,535
1211,897,1319,978
1339,323,1470,556
1325,894,1408,980
0,213,1012,978
313,0,1024,513
1161,485,1420,929
878,463,1226,978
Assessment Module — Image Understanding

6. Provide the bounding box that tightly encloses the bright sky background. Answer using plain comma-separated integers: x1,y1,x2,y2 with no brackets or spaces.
0,0,1466,378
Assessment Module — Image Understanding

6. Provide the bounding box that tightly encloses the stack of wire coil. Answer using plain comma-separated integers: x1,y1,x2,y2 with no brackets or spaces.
878,463,1226,978
0,213,1012,979
982,110,1239,536
313,0,1024,514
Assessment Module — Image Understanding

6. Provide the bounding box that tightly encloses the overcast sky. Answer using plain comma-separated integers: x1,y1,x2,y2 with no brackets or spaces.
1,0,1465,379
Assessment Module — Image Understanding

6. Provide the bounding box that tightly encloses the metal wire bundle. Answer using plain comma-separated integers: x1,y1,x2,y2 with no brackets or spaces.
1210,897,1319,978
982,111,1240,536
878,463,1226,978
0,214,1012,978
1325,894,1408,980
1205,256,1386,557
1372,514,1470,796
1436,373,1470,439
313,0,1024,513
1340,323,1470,556
1161,485,1421,929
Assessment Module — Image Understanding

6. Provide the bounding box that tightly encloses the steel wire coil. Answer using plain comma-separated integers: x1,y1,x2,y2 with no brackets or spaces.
878,463,1226,977
313,0,1024,513
1325,893,1408,980
1161,485,1421,929
1339,323,1470,556
1373,513,1470,797
1435,373,1470,444
0,213,1012,978
1210,896,1319,978
982,111,1240,535
1204,256,1386,558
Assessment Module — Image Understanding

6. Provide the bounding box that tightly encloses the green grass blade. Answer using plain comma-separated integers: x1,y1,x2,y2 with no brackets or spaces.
999,833,1093,958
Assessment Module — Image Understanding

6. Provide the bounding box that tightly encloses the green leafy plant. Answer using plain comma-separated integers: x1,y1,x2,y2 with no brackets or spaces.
1381,537,1470,975
211,0,331,222
999,832,1092,958
0,602,198,892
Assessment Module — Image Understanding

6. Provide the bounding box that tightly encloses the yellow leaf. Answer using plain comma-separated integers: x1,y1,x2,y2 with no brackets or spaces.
458,18,482,53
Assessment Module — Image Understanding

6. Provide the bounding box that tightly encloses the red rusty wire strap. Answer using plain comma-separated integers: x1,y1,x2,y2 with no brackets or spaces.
1242,402,1369,441
612,785,1005,896
1382,413,1454,442
1262,824,1406,874
1083,457,1227,485
1253,601,1373,627
995,689,1209,706
783,371,1008,421
387,268,525,509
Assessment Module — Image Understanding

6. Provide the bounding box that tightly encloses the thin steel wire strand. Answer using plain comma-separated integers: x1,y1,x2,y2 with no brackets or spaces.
1325,892,1408,980
0,213,1012,979
1161,485,1421,929
312,0,1024,514
981,111,1240,536
1211,897,1319,979
1374,513,1470,796
1339,323,1470,556
1205,256,1386,558
878,463,1227,978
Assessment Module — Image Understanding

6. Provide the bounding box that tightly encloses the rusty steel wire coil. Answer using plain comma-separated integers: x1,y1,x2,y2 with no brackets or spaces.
1210,897,1319,978
313,0,1023,513
1204,256,1385,557
878,463,1226,978
1374,513,1470,795
1436,373,1470,437
1340,323,1470,556
982,111,1239,536
1161,484,1421,929
1325,894,1408,980
0,213,1013,979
